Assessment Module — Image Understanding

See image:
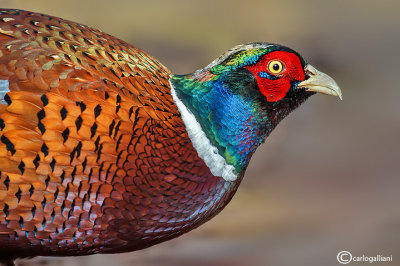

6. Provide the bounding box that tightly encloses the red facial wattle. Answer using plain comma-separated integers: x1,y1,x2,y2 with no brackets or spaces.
245,51,305,102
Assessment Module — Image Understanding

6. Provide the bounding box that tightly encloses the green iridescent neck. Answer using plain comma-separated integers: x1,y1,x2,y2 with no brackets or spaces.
170,69,272,176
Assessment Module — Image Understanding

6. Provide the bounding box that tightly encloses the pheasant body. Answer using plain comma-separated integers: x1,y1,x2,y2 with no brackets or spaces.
0,9,341,260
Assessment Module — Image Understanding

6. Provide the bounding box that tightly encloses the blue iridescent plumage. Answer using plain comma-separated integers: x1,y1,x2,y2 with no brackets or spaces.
172,70,271,174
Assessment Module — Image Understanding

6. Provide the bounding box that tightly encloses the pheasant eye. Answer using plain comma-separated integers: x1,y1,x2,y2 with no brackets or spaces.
267,60,285,75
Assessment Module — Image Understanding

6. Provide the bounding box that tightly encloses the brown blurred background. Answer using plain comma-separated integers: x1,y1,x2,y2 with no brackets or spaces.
1,0,399,265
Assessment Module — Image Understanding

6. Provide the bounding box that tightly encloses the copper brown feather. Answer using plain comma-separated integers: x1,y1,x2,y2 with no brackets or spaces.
0,9,231,259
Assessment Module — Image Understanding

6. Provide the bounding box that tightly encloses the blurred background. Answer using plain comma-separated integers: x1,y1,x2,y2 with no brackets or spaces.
1,0,399,265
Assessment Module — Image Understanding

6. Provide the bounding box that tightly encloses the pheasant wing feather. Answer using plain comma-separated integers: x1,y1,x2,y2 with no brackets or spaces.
0,9,196,257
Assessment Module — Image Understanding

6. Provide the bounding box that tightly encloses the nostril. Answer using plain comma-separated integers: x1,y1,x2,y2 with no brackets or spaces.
304,65,317,76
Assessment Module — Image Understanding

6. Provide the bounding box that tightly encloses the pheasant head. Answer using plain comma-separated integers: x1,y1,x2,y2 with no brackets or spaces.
170,43,342,181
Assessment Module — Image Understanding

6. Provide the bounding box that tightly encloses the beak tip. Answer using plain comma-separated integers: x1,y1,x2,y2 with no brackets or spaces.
334,87,343,100
332,89,343,100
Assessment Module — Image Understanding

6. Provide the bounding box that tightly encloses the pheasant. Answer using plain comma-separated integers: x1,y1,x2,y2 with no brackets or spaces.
0,8,341,264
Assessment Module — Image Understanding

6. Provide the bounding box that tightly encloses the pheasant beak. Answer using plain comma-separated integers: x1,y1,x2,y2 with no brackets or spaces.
298,64,342,100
